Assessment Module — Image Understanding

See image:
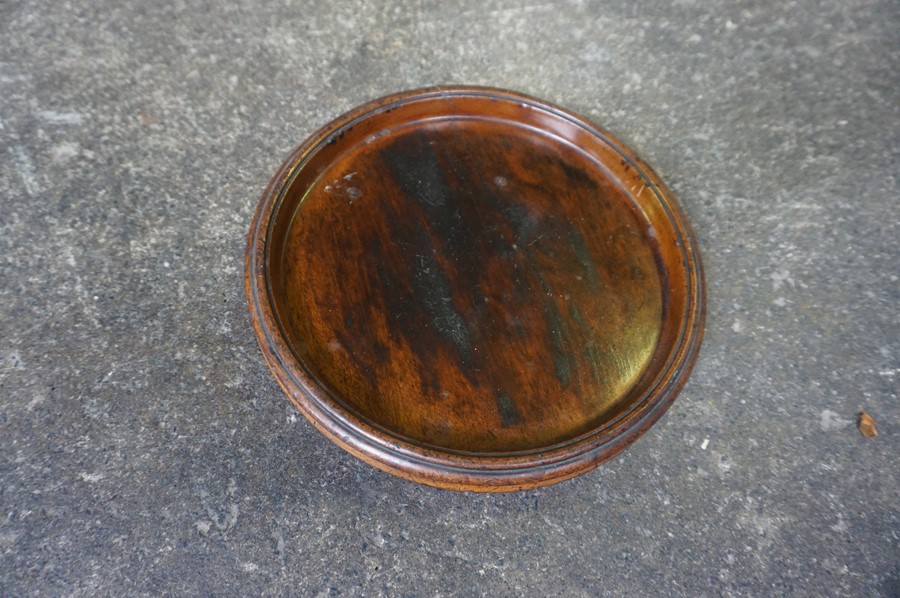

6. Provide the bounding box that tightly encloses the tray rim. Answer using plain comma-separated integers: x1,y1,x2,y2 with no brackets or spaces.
245,85,706,491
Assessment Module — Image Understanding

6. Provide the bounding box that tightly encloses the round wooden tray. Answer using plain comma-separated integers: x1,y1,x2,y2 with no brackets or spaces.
245,87,705,491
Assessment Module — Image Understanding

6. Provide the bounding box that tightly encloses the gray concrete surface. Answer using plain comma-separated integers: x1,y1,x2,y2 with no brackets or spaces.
2,0,898,595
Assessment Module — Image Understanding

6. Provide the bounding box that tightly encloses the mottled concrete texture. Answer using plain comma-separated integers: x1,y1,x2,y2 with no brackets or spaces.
1,0,897,595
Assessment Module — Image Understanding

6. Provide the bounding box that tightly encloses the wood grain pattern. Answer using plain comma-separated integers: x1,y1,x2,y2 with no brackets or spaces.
246,87,705,491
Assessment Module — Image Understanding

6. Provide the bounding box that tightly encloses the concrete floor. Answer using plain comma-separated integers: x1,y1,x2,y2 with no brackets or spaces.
1,0,897,595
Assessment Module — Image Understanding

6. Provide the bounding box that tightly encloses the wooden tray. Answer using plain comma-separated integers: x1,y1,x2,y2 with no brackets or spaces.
245,87,705,491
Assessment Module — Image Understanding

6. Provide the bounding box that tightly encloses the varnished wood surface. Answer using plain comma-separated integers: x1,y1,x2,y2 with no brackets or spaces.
246,87,705,491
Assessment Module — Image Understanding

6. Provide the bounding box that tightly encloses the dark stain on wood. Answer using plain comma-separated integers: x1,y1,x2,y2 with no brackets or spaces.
379,131,477,368
496,394,523,428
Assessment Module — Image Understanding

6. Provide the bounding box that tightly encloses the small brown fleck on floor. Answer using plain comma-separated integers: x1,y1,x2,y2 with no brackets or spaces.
858,411,877,439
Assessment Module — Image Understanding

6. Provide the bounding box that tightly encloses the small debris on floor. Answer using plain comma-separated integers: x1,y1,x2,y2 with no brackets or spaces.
857,412,877,439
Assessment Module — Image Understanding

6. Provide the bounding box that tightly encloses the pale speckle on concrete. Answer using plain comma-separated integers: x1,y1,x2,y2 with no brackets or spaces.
820,409,852,432
1,0,898,595
78,472,104,483
195,521,212,537
10,146,38,196
34,110,85,125
50,141,80,162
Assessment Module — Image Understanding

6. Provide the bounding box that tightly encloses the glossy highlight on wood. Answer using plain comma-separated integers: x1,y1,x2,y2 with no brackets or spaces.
246,87,705,491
